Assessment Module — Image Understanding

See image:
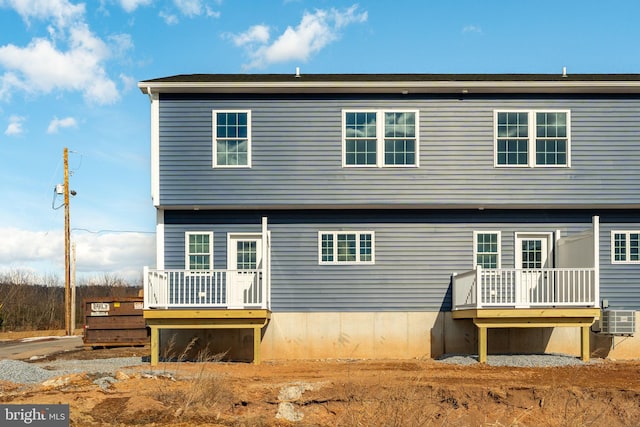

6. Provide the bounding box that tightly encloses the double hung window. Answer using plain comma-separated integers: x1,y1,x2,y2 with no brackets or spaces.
319,231,375,264
343,110,419,167
612,231,640,263
185,232,213,270
495,110,570,167
473,231,501,269
213,110,251,167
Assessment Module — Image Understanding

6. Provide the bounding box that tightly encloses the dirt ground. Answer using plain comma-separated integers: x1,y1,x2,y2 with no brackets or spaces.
1,345,639,427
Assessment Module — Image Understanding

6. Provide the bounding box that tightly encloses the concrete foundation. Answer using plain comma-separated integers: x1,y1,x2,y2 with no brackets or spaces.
157,311,640,361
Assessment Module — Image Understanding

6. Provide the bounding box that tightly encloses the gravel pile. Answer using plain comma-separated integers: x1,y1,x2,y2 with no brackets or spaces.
0,360,57,384
436,353,588,367
0,357,146,384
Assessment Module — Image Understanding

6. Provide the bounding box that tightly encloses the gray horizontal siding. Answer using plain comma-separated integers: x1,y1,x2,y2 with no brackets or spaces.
163,209,640,311
158,94,640,207
599,221,640,311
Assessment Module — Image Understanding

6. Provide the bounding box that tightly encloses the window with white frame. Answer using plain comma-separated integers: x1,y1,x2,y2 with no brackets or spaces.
343,110,418,167
473,231,501,268
319,231,375,264
495,110,570,167
213,110,251,167
185,232,213,270
611,231,640,263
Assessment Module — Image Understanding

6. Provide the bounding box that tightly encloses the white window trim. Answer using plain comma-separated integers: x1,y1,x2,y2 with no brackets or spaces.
611,230,640,264
212,109,252,168
318,231,376,265
493,109,571,168
226,232,263,270
342,109,420,168
472,231,502,269
185,231,214,270
514,232,554,268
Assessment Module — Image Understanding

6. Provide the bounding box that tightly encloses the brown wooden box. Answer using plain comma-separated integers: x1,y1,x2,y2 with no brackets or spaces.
83,297,149,346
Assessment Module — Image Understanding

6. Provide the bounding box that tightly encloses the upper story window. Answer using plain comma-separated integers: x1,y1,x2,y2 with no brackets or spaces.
473,231,501,268
611,231,640,264
343,110,419,168
213,110,251,168
494,110,570,168
185,232,213,270
319,231,375,264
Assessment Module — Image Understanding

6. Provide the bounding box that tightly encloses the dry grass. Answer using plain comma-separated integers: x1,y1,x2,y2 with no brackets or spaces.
146,335,233,423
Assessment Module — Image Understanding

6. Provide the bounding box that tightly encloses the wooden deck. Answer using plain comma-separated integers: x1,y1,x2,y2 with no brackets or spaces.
143,309,271,365
452,308,601,363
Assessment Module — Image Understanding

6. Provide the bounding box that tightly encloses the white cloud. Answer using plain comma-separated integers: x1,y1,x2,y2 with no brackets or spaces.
75,232,155,278
174,0,220,18
228,25,270,47
4,115,25,136
108,33,134,58
47,116,77,134
206,7,220,18
119,0,153,13
173,0,202,17
231,5,367,70
159,0,220,23
0,228,61,262
0,24,120,104
119,73,136,91
0,0,85,30
0,227,155,282
159,10,179,25
0,1,123,105
462,25,482,34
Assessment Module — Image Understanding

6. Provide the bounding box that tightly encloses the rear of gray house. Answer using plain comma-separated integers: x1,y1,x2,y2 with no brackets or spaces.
138,73,639,363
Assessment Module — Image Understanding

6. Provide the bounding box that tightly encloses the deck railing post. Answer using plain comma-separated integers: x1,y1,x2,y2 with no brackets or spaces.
476,265,482,308
592,216,600,308
143,266,149,308
451,272,458,309
261,216,269,310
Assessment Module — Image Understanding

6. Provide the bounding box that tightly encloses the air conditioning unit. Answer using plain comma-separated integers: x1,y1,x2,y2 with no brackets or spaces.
600,310,636,336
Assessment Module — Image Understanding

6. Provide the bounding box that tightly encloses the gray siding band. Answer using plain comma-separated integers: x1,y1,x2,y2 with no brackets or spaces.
163,209,640,312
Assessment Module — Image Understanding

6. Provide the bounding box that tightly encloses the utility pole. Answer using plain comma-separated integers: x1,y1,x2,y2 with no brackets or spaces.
71,242,77,335
64,148,72,336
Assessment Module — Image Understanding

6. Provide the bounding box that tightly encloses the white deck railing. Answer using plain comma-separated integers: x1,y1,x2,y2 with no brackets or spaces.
452,266,598,310
144,268,268,309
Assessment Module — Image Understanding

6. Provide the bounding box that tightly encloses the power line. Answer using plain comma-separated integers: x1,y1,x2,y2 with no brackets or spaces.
72,228,155,234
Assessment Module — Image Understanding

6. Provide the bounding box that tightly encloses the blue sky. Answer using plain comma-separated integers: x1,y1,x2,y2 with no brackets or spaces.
1,0,639,283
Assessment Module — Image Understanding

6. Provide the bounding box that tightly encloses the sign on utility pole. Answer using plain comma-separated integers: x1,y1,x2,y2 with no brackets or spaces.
64,148,72,336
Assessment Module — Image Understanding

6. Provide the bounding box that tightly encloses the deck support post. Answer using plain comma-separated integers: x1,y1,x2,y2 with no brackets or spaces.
253,326,262,364
150,326,159,366
478,326,487,363
581,325,590,362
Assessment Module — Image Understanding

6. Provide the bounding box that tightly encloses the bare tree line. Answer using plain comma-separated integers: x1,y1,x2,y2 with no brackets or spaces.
0,270,142,331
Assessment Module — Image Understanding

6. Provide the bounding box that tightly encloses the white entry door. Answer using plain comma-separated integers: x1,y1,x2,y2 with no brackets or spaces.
515,233,552,306
227,234,263,308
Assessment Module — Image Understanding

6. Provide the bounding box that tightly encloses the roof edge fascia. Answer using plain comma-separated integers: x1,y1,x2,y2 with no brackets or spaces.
156,203,640,210
138,80,640,95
